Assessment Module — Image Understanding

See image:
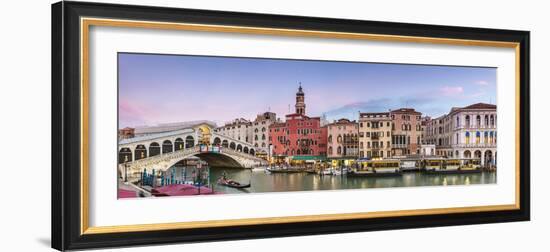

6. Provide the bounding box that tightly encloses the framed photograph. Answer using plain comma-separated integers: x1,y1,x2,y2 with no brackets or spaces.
52,1,530,250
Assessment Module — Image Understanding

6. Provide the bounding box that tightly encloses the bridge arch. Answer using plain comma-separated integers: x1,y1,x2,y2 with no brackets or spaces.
249,148,255,156
185,136,195,148
222,140,229,148
162,140,173,154
160,152,244,170
135,144,147,160
237,144,243,152
149,142,160,157
243,146,249,154
118,147,132,164
229,142,236,150
174,138,184,151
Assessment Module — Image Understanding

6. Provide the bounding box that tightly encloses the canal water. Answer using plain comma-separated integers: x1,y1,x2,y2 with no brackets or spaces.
208,167,497,194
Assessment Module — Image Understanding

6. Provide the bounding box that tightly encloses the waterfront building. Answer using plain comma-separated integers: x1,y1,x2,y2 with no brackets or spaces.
327,119,359,164
214,118,253,143
327,119,359,168
390,108,423,156
423,103,497,166
269,85,328,163
358,112,392,159
420,144,436,156
252,112,278,150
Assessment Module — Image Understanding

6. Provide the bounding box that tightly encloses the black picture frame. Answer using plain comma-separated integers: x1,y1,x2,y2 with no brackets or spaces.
52,1,530,251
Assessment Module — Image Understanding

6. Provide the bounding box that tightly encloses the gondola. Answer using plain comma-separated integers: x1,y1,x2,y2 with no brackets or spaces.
217,178,251,188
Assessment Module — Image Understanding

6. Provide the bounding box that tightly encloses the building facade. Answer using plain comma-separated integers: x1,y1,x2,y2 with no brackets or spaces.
269,85,328,160
358,112,392,159
326,119,359,159
118,127,135,140
423,103,497,166
390,108,423,156
252,112,278,151
214,118,253,143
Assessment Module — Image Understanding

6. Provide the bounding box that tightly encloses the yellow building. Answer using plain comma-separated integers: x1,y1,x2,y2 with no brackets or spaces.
359,112,392,159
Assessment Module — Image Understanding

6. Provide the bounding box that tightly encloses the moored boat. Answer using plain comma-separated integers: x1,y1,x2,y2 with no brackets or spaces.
349,159,402,177
422,158,482,174
266,167,306,173
346,170,403,177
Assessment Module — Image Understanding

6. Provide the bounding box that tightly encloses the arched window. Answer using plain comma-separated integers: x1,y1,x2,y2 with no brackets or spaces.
476,131,481,144
465,115,471,128
328,135,332,143
162,140,173,154
135,145,147,160
484,115,489,127
337,135,342,143
484,131,488,144
262,134,266,140
476,115,481,127
465,132,471,144
118,148,132,164
175,138,184,151
456,116,460,128
149,142,160,157
490,115,495,127
337,146,342,154
185,136,194,148
262,127,266,132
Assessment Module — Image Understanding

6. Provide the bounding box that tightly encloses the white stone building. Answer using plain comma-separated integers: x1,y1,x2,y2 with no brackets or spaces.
423,103,497,166
214,118,253,144
252,112,278,150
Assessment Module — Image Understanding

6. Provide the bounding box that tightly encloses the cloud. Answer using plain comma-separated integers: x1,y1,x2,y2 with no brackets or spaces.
119,98,155,127
322,96,442,121
476,80,490,86
439,86,464,96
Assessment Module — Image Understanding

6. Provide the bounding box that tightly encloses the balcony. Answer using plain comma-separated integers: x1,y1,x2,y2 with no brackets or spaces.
455,143,496,148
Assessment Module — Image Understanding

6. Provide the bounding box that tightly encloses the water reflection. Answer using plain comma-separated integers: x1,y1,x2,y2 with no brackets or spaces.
207,167,497,194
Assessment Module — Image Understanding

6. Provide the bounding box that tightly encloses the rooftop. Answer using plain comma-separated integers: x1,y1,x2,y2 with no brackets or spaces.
462,102,497,110
390,108,422,115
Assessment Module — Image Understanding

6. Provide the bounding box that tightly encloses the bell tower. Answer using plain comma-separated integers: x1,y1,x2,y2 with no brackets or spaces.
295,83,306,115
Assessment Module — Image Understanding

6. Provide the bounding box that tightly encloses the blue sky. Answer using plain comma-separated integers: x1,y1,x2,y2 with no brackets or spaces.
118,53,496,128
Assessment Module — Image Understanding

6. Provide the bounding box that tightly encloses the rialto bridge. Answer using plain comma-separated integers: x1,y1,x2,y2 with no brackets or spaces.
118,123,267,182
